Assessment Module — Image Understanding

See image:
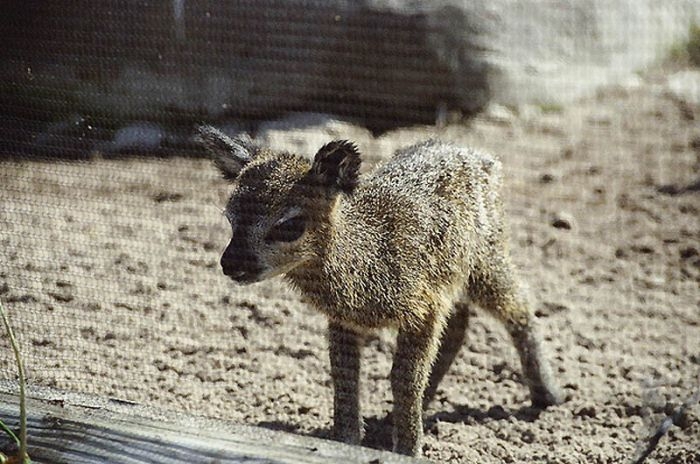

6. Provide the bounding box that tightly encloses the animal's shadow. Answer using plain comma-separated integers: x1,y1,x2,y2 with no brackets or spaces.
257,404,543,451
257,420,330,441
361,405,543,450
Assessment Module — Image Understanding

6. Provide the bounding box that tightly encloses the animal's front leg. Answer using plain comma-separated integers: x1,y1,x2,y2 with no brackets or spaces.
328,321,363,445
390,316,443,456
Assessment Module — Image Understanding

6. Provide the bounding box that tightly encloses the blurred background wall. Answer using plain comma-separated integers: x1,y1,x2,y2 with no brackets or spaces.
1,0,699,155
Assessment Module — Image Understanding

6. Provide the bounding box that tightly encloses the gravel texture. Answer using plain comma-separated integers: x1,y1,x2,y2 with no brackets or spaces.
1,75,698,463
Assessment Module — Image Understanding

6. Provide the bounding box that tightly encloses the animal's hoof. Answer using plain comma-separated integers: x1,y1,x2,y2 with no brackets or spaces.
392,443,420,457
330,426,362,446
531,385,565,408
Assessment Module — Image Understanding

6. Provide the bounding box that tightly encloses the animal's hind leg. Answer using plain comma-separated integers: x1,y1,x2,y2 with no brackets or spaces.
422,301,470,410
470,260,563,408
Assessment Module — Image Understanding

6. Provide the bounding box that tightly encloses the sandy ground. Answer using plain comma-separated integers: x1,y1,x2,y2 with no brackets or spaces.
1,73,699,463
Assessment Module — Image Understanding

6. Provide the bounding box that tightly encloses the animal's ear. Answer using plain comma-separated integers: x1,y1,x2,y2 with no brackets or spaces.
310,140,361,193
196,125,256,181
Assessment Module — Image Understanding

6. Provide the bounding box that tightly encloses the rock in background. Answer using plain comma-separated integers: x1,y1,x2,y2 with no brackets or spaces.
0,0,698,156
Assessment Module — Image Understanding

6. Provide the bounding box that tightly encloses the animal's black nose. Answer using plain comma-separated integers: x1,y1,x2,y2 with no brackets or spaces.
220,243,260,283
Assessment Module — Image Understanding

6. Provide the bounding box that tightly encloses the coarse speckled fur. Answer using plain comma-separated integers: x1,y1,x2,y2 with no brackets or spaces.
198,126,564,456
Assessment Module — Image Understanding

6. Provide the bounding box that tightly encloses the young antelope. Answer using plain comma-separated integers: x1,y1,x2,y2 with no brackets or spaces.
198,126,563,456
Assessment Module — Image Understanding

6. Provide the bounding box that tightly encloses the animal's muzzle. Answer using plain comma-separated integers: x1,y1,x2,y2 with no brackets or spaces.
220,243,261,284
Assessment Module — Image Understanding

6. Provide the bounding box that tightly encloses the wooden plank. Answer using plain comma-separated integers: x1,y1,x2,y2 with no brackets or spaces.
0,384,426,464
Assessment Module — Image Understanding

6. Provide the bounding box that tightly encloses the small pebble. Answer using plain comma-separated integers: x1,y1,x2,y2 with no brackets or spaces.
574,405,597,418
540,173,556,184
630,243,655,254
551,212,574,230
104,122,165,153
680,246,698,259
484,103,516,124
521,430,536,444
690,136,700,151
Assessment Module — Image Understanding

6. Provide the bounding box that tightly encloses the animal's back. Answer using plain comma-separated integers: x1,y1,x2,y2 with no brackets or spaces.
370,139,501,202
360,139,504,243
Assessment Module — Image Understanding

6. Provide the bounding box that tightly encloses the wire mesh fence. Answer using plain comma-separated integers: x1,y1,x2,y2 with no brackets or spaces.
1,1,699,462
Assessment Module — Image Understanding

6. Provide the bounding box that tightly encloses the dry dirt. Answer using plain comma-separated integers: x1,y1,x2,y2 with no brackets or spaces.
1,74,699,463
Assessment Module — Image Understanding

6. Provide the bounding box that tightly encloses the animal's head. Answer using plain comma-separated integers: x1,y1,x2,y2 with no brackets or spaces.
197,125,361,284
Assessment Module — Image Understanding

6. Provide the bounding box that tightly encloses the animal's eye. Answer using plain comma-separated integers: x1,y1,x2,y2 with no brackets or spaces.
266,215,307,243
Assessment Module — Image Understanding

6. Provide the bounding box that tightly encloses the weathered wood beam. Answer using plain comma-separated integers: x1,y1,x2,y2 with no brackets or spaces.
0,385,425,464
